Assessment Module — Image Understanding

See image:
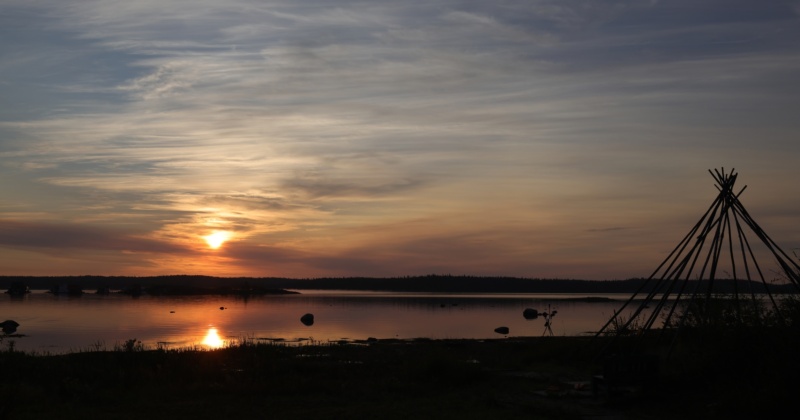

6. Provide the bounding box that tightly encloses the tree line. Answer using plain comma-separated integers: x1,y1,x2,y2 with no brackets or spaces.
2,274,796,294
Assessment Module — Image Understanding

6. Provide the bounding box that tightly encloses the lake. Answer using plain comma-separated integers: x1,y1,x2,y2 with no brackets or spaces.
2,290,636,354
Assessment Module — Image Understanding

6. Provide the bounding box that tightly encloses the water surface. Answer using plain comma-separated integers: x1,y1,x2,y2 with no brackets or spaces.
2,290,633,354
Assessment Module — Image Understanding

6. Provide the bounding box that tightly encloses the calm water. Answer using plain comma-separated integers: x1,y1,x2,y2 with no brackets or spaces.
1,290,634,354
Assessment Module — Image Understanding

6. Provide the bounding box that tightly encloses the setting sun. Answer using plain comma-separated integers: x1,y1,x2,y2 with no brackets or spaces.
203,231,232,249
202,327,224,348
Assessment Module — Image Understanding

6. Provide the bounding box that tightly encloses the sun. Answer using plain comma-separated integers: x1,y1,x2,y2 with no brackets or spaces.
203,231,232,249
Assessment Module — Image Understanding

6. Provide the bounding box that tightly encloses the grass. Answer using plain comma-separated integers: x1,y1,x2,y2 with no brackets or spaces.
1,333,798,419
0,337,596,419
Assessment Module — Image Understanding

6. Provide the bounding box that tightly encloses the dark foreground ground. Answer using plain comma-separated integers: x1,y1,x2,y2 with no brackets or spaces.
0,334,797,420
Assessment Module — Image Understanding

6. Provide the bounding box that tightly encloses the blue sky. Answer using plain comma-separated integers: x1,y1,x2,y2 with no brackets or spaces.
1,0,799,279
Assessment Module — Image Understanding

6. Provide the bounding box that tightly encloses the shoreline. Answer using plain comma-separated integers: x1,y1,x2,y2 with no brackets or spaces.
2,334,795,419
5,274,795,295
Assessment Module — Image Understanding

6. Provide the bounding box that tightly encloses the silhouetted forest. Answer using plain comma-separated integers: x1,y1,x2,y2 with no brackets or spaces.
2,274,796,295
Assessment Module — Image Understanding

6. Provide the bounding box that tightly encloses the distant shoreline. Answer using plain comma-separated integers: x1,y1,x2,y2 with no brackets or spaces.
2,274,796,295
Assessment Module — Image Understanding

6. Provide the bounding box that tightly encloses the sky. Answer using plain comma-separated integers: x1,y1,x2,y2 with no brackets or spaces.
1,0,799,280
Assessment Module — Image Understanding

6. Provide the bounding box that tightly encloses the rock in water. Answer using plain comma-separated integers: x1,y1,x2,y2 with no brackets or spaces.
494,326,509,335
523,308,539,320
1,320,19,334
300,313,314,326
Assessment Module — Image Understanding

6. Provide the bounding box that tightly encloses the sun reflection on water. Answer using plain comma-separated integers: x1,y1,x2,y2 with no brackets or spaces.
202,327,225,348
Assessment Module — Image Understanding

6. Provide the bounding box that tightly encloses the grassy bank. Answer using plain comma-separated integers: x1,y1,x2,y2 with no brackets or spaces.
0,335,797,419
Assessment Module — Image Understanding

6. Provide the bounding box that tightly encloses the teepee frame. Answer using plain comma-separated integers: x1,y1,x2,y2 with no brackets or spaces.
595,168,800,350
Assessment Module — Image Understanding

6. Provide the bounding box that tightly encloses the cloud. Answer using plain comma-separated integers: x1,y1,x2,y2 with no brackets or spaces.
119,63,196,100
0,219,187,254
198,193,290,212
586,227,632,232
282,177,425,200
0,1,798,278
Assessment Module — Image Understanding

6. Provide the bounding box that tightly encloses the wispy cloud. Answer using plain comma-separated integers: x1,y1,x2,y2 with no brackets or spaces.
0,219,186,254
1,0,799,278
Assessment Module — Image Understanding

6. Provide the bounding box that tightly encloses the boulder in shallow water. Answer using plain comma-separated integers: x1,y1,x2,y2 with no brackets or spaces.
300,313,314,326
1,320,19,334
494,326,509,335
523,308,539,320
